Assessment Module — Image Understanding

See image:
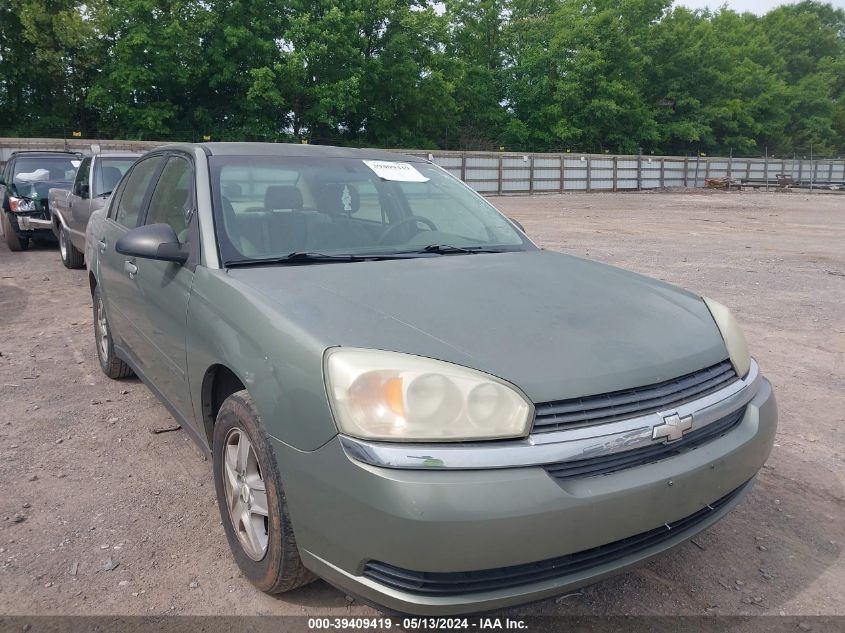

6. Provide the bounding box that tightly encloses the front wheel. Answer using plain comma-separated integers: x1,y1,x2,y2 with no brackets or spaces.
213,390,314,593
92,285,133,379
2,212,28,251
59,224,84,268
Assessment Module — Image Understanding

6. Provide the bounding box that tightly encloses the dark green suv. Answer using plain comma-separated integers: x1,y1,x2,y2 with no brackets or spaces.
0,150,81,251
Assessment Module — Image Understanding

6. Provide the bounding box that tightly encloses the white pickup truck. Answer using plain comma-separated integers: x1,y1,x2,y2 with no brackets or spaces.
49,152,139,268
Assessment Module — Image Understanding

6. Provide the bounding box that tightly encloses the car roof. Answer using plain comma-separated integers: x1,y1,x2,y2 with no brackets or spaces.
156,142,426,163
10,150,82,157
95,152,142,159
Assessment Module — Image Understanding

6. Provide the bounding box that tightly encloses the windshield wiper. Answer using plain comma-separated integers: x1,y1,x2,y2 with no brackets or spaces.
225,251,419,267
415,244,510,255
225,246,511,268
226,252,364,267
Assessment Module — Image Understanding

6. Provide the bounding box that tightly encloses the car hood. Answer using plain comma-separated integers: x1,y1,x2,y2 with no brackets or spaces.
229,250,728,403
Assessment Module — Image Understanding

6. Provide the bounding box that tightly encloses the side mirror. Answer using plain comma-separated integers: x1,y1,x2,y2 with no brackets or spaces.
0,174,5,186
78,183,90,199
115,223,188,264
509,217,526,233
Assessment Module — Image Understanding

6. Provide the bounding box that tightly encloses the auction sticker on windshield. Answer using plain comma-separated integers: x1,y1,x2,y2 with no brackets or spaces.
363,159,429,182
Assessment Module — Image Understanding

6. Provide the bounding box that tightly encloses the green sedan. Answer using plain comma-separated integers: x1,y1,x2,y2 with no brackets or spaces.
84,142,777,615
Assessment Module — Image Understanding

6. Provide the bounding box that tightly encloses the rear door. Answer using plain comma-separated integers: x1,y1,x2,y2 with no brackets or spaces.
98,154,163,357
120,153,197,421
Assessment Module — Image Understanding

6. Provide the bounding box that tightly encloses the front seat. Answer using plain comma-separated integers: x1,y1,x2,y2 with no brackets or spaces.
264,185,311,253
311,183,372,250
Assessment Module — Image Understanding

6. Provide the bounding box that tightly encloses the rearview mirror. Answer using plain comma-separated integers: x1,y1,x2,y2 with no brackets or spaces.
115,223,188,264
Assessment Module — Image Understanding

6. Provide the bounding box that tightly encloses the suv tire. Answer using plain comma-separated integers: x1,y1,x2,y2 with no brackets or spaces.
2,212,28,251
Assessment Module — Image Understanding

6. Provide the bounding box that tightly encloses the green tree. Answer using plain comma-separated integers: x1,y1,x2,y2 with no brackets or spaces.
444,0,510,148
1,0,843,155
1,0,100,134
85,0,209,138
506,0,668,152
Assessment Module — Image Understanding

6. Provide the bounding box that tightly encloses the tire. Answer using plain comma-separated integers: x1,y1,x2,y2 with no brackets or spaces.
2,212,28,251
92,285,133,379
59,224,84,268
213,390,314,594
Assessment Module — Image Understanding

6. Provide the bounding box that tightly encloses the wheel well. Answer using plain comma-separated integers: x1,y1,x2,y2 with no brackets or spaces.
88,271,97,297
201,365,245,447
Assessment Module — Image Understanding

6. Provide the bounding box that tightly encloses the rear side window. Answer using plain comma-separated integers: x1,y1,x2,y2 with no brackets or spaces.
73,157,91,197
113,156,160,228
145,157,193,239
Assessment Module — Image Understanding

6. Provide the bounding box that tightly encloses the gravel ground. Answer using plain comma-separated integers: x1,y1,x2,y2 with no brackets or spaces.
0,190,842,618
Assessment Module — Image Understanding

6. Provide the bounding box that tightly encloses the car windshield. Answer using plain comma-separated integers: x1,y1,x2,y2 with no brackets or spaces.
209,155,533,264
12,156,80,186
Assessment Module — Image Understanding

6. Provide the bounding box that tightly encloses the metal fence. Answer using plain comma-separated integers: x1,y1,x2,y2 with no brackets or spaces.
2,137,843,193
400,150,845,193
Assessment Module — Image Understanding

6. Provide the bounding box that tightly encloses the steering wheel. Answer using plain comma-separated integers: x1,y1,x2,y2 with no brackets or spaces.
379,215,438,245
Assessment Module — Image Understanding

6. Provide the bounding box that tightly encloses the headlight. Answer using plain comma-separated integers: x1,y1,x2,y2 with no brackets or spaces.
9,197,37,212
324,348,533,442
703,297,751,378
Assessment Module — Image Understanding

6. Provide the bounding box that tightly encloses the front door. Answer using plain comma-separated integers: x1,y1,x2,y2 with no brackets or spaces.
68,156,92,239
121,154,197,422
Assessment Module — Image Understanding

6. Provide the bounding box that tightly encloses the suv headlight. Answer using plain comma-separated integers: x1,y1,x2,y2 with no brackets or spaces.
9,197,37,212
703,297,751,378
324,348,533,442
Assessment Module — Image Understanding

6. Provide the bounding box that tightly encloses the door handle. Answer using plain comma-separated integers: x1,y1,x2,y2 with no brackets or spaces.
123,260,138,278
97,239,107,253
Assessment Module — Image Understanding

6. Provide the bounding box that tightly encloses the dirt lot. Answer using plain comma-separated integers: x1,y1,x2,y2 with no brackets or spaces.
0,190,842,618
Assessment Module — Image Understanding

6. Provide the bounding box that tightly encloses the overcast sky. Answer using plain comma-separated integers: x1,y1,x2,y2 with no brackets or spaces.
677,0,845,14
675,0,845,15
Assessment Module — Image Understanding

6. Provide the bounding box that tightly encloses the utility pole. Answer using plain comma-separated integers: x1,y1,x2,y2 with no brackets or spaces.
809,143,814,193
764,146,769,192
727,148,733,191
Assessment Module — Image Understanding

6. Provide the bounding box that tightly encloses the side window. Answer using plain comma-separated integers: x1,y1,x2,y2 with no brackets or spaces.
113,157,160,228
94,158,134,197
144,156,193,240
73,157,91,197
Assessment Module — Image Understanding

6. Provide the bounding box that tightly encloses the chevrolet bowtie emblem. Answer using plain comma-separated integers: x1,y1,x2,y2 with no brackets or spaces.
652,413,693,443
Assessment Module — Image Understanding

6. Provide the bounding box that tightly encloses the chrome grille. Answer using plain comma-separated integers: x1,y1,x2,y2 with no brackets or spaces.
544,405,747,480
533,360,738,433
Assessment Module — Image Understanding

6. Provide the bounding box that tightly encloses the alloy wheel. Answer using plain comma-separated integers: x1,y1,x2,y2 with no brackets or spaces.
96,297,109,360
222,428,269,561
59,228,68,261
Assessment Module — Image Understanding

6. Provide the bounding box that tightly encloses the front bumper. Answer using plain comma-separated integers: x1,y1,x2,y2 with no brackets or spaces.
9,212,53,232
274,376,776,615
